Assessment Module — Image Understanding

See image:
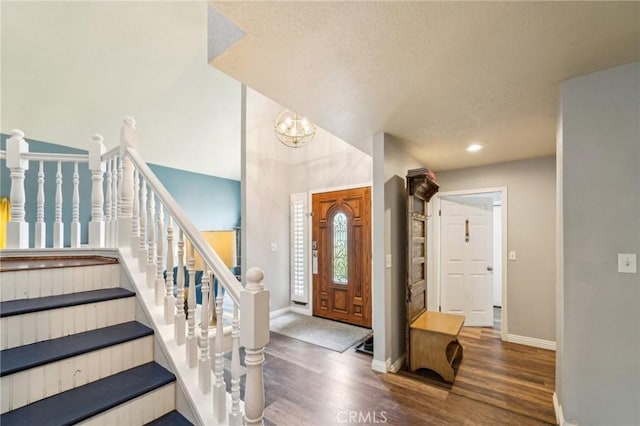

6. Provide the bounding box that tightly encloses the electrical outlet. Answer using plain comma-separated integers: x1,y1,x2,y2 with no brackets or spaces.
618,253,637,274
270,242,278,252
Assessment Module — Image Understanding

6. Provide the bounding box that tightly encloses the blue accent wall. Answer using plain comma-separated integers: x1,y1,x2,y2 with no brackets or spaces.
1,135,240,247
147,163,240,230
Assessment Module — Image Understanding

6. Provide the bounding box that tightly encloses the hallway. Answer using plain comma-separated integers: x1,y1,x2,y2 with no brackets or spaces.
261,327,555,425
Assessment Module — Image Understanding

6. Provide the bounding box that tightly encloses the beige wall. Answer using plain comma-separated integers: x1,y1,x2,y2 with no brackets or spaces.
383,136,426,364
371,134,426,369
558,61,639,425
436,156,556,342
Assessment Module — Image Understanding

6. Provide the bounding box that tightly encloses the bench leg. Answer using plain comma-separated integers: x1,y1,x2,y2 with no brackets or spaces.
410,331,459,382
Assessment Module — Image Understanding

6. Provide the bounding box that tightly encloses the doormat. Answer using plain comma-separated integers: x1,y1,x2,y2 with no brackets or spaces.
270,312,372,353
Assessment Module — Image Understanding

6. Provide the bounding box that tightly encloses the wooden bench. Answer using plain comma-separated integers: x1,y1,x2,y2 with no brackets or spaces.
409,311,465,382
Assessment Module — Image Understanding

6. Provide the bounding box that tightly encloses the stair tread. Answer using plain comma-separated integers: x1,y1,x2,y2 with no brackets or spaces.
1,321,153,376
0,255,118,272
145,411,194,426
0,287,135,318
0,362,175,426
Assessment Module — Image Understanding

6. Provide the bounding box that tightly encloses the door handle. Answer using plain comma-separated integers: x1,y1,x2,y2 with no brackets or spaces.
487,266,493,272
465,219,470,242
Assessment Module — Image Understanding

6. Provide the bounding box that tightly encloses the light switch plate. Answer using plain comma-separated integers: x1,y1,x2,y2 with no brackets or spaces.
508,250,517,261
385,254,392,269
618,253,637,274
270,242,277,252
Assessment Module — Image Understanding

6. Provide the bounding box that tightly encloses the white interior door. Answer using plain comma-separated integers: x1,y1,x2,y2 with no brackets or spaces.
440,196,493,326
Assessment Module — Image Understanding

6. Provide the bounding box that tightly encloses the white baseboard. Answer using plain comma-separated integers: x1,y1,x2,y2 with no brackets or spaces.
371,354,405,374
553,392,576,426
506,333,556,351
289,305,312,316
269,307,291,319
371,359,388,373
389,353,406,373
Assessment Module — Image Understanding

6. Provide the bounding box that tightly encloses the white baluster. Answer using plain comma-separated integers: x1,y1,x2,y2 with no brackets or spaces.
131,169,140,257
199,270,211,394
70,162,81,248
155,204,165,306
186,242,197,368
88,135,106,248
146,189,156,289
110,157,118,245
138,177,148,271
53,161,64,248
209,270,220,327
117,155,123,219
213,280,226,423
164,216,176,324
104,159,112,247
118,117,137,247
242,268,270,426
175,229,186,345
35,160,46,248
6,129,29,248
229,303,242,425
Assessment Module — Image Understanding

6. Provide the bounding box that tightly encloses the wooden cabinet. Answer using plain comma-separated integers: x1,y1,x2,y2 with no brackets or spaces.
404,171,439,368
405,171,465,382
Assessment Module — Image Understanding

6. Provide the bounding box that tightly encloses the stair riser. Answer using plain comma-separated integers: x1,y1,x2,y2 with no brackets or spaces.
78,383,175,426
1,264,120,302
1,335,154,414
1,297,135,350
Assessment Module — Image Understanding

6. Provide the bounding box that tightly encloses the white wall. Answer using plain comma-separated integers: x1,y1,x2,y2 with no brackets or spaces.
558,61,639,425
244,88,372,311
436,156,556,342
244,89,293,311
1,1,241,180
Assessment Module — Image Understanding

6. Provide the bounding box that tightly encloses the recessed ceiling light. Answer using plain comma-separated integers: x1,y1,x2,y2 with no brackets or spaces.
466,143,483,152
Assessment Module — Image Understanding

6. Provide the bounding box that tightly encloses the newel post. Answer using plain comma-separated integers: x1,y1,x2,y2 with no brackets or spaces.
88,134,106,247
241,268,270,426
118,117,137,248
6,130,30,248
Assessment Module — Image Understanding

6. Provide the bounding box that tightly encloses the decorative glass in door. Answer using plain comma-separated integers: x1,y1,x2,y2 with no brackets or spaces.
333,212,348,284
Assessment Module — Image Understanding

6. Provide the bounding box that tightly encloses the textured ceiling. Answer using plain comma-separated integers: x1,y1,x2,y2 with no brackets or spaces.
210,1,640,172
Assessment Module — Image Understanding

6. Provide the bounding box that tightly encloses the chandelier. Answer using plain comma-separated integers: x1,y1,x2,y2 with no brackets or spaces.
274,109,317,148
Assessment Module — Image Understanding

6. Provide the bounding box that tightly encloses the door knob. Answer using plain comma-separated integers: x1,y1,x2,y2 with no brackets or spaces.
487,266,493,272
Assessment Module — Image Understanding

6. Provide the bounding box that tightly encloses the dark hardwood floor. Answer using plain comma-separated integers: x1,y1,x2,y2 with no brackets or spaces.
262,326,556,426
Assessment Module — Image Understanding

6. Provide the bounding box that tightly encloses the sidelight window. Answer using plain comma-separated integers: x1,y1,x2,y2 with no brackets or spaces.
290,193,308,303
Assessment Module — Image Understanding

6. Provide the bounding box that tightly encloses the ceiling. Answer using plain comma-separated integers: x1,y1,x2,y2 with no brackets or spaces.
210,1,640,172
1,1,242,180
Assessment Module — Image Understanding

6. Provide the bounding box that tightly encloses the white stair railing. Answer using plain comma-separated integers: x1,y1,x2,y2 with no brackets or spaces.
1,118,270,425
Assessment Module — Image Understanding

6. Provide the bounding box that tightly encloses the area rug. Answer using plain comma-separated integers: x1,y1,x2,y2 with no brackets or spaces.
270,312,372,352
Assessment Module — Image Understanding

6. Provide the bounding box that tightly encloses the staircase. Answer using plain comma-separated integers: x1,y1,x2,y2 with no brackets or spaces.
1,118,270,425
0,255,193,425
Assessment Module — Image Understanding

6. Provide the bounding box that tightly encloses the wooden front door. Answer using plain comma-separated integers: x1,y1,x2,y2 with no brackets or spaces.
312,187,371,327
